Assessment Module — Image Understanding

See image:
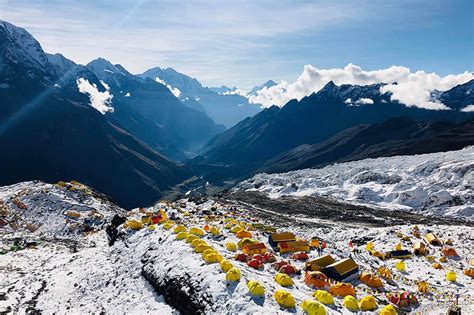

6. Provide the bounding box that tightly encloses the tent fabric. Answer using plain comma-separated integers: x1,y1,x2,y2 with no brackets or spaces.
323,258,359,281
305,255,336,271
274,273,294,286
278,240,310,253
343,296,359,311
226,268,241,282
446,270,457,282
220,259,234,272
271,232,296,243
236,230,252,239
442,247,458,257
304,271,328,288
242,242,267,255
247,280,265,296
274,290,295,308
358,295,377,311
313,290,334,305
329,283,355,297
380,304,397,315
424,233,441,245
301,299,326,315
413,241,427,255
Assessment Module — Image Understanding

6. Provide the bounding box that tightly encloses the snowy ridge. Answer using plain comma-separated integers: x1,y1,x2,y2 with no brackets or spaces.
236,147,474,219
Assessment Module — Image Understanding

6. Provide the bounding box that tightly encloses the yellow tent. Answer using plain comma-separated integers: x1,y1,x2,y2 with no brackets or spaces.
175,232,189,240
343,296,359,311
395,260,406,272
301,299,326,315
380,304,397,315
424,233,441,246
226,268,241,282
225,242,237,251
247,280,265,296
220,259,234,272
274,290,295,308
271,232,296,243
275,273,294,287
305,255,336,272
359,295,377,311
446,270,457,282
313,290,334,305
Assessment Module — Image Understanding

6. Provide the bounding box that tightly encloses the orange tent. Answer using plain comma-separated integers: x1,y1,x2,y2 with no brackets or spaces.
304,271,329,288
441,247,458,257
360,272,383,288
463,268,474,278
236,230,252,239
329,283,355,297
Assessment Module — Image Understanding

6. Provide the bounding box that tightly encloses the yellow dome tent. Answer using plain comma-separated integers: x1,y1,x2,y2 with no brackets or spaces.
275,273,294,287
173,225,186,234
274,290,296,308
226,268,241,282
301,299,326,315
220,259,234,272
365,242,374,251
343,295,359,311
189,227,205,237
209,226,220,236
225,242,237,251
446,270,457,282
186,235,199,244
126,220,144,230
313,290,334,305
417,281,429,293
395,260,406,272
380,304,397,315
247,280,265,296
175,232,189,240
358,295,377,311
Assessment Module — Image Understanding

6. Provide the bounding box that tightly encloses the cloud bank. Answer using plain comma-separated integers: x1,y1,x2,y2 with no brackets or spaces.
77,78,114,114
249,64,474,110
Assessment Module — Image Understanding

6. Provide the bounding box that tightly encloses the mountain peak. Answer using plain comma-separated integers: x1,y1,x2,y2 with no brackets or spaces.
87,57,122,74
0,20,49,68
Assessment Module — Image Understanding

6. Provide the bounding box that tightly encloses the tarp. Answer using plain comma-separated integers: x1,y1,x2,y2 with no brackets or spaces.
323,258,359,281
269,232,296,247
305,255,336,271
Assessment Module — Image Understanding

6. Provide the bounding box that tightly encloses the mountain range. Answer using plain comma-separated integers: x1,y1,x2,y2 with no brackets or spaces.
1,19,473,206
140,67,263,127
193,80,474,181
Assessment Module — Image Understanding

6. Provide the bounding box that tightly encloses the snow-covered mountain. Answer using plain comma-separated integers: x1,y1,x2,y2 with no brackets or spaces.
249,79,277,96
236,147,474,219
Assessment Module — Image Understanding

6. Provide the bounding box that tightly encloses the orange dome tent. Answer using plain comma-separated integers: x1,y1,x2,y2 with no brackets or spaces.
236,230,252,239
304,271,329,288
329,282,355,297
442,247,458,257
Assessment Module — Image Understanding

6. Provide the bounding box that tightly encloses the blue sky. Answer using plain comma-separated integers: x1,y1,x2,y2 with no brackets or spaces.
1,0,473,89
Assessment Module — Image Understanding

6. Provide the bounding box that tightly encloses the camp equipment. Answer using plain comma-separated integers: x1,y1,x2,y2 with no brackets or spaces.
304,271,328,288
395,260,406,272
313,290,334,305
278,240,310,253
360,272,383,288
305,255,336,272
173,225,186,234
387,250,412,259
237,238,257,249
310,238,320,248
186,235,199,244
365,242,374,251
274,273,293,286
242,242,267,255
274,290,295,308
189,227,205,237
279,264,298,275
247,280,265,296
235,253,249,262
209,226,220,236
424,233,441,245
417,281,429,293
126,220,143,230
442,247,458,257
236,230,252,239
226,242,237,251
446,270,457,282
322,258,359,281
358,295,377,311
329,283,355,297
291,251,309,261
413,241,427,255
432,263,443,269
301,299,326,315
270,232,296,247
191,239,206,248
380,304,397,315
175,232,189,240
464,268,474,278
247,258,263,269
226,268,241,282
377,266,392,280
220,259,234,272
204,252,222,264
343,295,359,311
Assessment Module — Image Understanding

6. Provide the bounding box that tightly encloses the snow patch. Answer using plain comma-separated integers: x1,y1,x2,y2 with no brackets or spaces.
155,76,181,98
77,78,114,114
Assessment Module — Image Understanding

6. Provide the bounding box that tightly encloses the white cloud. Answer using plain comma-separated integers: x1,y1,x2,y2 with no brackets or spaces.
223,89,248,97
76,78,114,114
249,64,474,110
356,98,374,105
460,105,474,112
155,77,181,98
